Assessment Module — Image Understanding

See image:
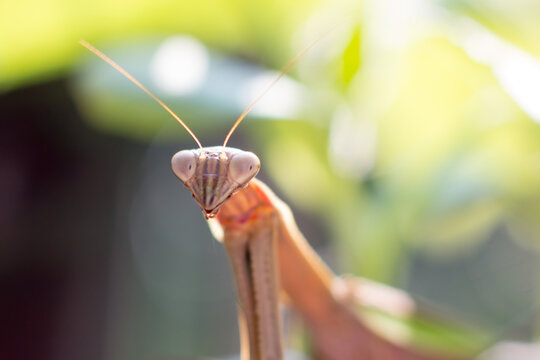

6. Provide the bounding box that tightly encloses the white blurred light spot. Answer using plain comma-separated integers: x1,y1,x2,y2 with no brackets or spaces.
457,19,540,123
478,341,540,360
150,36,209,95
366,0,436,50
239,71,303,119
329,106,377,179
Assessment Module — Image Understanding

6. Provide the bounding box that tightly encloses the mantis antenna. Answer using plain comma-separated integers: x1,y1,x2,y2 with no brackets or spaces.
222,28,335,148
79,39,203,149
81,28,337,149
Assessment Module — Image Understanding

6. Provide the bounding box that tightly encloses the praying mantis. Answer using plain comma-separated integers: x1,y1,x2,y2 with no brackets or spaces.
80,39,468,360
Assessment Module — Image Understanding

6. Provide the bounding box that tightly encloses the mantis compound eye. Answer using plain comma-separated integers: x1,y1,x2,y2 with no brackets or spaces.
229,152,260,185
171,150,197,182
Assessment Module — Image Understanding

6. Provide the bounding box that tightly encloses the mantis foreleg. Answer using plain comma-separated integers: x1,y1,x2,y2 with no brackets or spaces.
223,211,283,360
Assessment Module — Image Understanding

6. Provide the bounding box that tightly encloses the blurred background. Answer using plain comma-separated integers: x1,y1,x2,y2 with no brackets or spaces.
1,0,540,359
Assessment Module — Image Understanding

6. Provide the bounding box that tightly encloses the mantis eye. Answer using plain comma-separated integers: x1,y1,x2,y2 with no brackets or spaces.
229,152,260,184
171,150,197,182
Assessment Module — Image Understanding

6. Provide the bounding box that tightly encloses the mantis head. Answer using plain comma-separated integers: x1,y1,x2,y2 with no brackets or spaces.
171,147,260,219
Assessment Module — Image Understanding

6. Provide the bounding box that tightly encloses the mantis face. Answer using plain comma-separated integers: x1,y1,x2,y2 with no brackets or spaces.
171,146,260,219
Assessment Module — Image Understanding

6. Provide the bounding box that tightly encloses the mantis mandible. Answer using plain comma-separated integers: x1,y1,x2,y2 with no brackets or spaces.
80,39,465,360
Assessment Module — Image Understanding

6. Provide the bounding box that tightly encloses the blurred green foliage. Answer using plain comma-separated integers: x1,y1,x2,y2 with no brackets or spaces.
0,0,318,90
4,0,540,358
